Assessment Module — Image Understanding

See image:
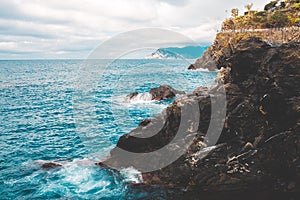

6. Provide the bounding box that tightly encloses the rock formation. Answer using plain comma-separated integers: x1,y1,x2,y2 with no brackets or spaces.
127,85,185,101
100,37,300,197
35,160,63,169
149,85,185,101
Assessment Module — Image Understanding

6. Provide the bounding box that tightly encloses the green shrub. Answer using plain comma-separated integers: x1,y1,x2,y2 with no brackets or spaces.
294,2,300,9
264,1,278,11
269,11,290,27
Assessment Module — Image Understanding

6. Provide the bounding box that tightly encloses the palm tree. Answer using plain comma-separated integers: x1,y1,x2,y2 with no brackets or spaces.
245,3,253,16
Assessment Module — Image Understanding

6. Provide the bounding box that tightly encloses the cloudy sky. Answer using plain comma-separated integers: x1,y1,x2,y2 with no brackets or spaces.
0,0,270,59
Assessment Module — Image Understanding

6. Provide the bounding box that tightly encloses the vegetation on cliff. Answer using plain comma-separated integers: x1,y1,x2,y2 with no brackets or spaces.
223,0,300,30
190,1,300,71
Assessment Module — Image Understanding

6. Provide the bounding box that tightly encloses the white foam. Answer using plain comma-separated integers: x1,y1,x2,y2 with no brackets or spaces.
34,160,117,196
194,68,211,72
119,167,143,183
125,93,153,103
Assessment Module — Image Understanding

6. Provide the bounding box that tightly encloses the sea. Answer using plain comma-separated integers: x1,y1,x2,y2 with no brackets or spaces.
0,59,217,199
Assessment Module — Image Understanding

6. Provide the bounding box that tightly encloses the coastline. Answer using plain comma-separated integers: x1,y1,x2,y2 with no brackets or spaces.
99,35,300,197
1,1,300,199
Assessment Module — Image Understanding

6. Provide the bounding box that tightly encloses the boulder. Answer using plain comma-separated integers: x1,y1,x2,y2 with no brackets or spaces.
127,85,185,101
149,85,185,100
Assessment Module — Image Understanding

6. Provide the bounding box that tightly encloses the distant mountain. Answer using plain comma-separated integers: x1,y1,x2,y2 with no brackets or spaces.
145,46,209,59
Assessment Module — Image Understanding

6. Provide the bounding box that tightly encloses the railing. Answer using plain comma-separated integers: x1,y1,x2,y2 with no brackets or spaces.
218,26,300,33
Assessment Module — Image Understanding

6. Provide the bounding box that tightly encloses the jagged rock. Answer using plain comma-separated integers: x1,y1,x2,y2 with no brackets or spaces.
193,86,209,96
149,85,185,101
127,85,185,101
188,64,196,70
127,92,139,99
139,118,152,127
100,38,300,196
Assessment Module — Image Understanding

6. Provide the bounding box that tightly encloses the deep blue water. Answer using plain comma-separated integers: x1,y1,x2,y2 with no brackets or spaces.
0,59,217,199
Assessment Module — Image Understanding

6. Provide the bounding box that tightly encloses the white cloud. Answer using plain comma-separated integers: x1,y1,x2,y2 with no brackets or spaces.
0,0,271,59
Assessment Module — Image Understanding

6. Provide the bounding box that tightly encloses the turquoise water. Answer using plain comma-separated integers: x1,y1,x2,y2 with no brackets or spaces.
0,59,217,199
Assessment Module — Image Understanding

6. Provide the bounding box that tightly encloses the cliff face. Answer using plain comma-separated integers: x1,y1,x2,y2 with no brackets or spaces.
101,37,300,197
190,29,300,71
143,37,299,191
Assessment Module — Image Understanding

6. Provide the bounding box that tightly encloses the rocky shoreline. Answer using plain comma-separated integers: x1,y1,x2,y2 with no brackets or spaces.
98,36,300,198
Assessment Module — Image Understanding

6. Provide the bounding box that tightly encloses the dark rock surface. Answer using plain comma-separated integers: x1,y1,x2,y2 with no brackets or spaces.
188,64,196,70
127,92,139,99
127,85,185,101
139,118,152,127
100,37,300,197
41,162,62,169
149,84,185,101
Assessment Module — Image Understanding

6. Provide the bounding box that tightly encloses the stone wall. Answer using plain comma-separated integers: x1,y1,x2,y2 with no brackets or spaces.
218,27,300,43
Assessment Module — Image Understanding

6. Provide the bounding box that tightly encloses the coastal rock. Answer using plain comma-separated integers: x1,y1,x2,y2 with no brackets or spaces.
127,92,139,99
149,85,185,101
101,38,300,195
35,161,63,169
127,85,185,101
139,118,152,127
42,162,62,168
188,64,196,70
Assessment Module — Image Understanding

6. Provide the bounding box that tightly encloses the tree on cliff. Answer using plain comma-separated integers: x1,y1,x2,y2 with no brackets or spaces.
269,11,290,27
280,1,286,8
245,3,254,16
264,1,279,11
285,0,300,3
231,8,239,18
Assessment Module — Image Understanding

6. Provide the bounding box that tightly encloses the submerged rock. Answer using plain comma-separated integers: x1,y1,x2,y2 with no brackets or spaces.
35,161,63,169
42,162,62,168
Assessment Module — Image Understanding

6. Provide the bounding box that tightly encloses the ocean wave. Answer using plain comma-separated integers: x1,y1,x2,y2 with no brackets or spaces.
125,93,153,103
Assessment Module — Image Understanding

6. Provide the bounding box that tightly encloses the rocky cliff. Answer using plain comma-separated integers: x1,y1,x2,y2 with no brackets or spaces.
189,29,300,71
189,0,300,72
99,37,300,198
